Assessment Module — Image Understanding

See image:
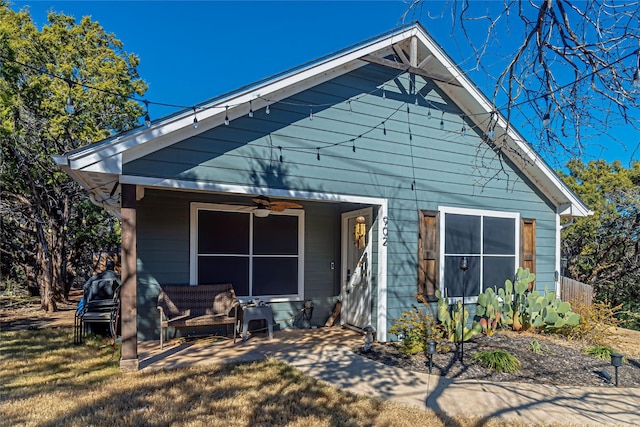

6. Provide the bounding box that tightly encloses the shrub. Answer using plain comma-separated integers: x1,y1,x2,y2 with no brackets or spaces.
389,294,443,355
583,345,615,361
472,349,521,373
559,301,622,345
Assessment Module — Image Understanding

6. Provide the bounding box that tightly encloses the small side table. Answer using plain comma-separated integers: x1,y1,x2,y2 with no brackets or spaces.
241,305,274,341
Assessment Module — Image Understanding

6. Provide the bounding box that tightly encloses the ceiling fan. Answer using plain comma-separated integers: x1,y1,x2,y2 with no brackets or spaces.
223,196,303,217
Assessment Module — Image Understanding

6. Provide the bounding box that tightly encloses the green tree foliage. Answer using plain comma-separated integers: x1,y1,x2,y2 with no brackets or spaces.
0,5,146,310
560,160,640,327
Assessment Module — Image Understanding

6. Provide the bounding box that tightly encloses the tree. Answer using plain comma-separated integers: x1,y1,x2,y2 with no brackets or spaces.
0,5,146,311
403,1,640,163
560,159,640,325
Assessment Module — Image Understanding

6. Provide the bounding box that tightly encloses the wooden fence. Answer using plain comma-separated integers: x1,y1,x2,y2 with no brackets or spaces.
559,276,593,307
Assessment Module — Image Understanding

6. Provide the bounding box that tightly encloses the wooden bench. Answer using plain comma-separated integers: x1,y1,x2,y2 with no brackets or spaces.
157,283,239,349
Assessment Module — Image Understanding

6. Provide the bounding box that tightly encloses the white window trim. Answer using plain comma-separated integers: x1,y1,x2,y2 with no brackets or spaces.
438,206,520,303
190,202,305,303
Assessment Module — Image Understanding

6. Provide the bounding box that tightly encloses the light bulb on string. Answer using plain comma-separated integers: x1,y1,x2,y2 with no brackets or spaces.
352,139,356,153
309,106,314,121
348,100,353,114
489,126,495,139
249,100,254,118
278,146,283,163
440,112,445,130
224,106,230,125
192,107,198,129
427,102,432,119
415,95,419,106
64,80,74,114
382,87,386,99
316,148,320,160
382,121,387,135
460,116,466,137
265,104,270,115
65,96,75,114
144,100,151,127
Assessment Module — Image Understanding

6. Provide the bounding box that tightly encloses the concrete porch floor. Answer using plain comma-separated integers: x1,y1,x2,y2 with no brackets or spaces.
137,326,364,371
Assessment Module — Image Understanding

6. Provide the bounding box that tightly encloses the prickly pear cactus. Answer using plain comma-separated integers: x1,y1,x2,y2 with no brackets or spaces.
474,267,582,334
435,291,480,342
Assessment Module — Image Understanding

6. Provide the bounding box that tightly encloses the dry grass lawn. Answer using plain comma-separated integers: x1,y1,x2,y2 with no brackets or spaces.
0,327,552,427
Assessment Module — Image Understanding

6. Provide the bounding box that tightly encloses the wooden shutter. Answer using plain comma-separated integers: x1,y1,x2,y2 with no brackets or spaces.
521,218,536,290
418,210,439,301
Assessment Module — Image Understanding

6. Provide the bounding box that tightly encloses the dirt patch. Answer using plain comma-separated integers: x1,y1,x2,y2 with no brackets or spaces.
0,289,81,331
356,329,640,388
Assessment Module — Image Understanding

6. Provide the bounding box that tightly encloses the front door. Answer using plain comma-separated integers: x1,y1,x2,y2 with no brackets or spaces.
341,208,372,329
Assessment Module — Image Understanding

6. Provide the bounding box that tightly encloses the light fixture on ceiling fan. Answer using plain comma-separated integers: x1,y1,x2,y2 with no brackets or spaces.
221,196,303,217
251,196,303,217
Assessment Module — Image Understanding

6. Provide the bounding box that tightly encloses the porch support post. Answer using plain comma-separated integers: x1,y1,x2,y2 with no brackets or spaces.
120,183,139,371
376,201,388,342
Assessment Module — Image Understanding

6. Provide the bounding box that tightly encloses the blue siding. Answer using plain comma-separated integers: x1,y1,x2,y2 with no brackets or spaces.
125,64,559,340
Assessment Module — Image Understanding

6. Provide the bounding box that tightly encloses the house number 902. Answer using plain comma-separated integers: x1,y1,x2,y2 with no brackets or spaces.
382,216,388,246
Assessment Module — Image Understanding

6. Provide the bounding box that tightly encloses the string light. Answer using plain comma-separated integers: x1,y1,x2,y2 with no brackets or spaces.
383,121,387,135
382,87,386,99
309,106,314,121
224,106,230,125
427,101,432,119
144,100,151,127
278,146,283,162
440,111,445,130
64,80,75,114
265,104,270,115
352,139,356,152
415,94,419,105
348,100,353,114
461,115,466,137
316,148,320,160
248,100,254,118
192,107,198,129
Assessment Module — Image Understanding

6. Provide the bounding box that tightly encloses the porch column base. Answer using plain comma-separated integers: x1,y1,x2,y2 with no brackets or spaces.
119,358,140,372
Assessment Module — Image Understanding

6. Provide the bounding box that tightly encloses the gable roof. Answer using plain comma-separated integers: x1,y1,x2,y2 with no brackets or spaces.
54,22,591,218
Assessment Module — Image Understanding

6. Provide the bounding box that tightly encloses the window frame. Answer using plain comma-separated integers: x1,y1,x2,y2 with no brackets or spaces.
438,206,520,303
190,202,305,302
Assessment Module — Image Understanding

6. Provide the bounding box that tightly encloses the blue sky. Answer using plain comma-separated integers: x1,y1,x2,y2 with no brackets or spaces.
11,1,640,167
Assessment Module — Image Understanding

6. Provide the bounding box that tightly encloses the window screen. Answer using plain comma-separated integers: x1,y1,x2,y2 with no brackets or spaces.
195,207,301,299
443,211,516,298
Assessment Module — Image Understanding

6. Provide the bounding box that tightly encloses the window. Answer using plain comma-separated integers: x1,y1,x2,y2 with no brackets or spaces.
191,203,304,302
418,207,534,302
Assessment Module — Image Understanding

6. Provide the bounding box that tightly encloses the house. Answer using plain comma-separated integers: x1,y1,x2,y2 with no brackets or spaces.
54,22,590,370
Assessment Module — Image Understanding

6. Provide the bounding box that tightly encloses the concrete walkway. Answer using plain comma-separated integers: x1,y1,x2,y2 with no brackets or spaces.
138,328,640,426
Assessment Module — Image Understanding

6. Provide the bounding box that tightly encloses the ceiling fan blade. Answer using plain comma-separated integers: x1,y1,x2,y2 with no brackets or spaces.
220,201,254,206
270,201,303,210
